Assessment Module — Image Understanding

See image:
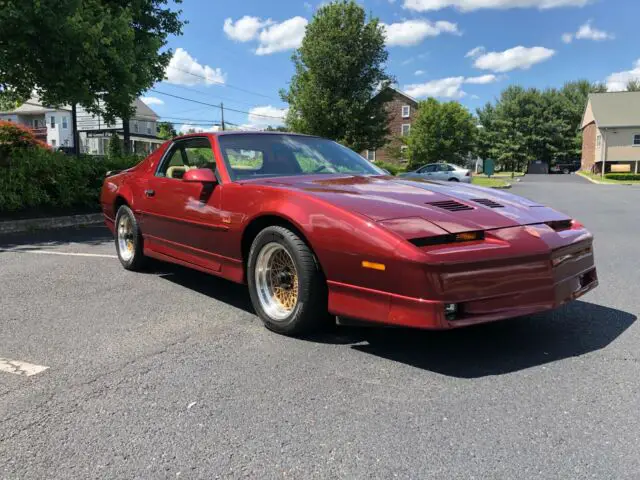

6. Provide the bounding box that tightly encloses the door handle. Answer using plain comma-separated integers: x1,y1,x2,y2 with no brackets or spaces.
144,189,155,197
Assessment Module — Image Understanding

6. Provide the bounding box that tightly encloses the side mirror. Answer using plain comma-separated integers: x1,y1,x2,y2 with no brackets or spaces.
183,168,217,184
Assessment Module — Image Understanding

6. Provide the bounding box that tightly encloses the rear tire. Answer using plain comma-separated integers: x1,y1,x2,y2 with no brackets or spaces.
115,205,146,271
247,226,328,336
448,177,459,182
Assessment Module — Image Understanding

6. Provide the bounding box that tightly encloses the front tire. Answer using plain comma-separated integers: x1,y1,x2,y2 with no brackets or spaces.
115,205,146,271
247,226,328,336
448,177,459,182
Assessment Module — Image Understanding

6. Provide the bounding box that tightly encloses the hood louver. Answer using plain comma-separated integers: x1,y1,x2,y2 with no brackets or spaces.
427,200,474,212
472,198,504,209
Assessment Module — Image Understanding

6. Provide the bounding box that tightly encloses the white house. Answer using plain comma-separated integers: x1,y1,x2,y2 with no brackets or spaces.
0,97,162,155
77,98,163,155
0,99,73,149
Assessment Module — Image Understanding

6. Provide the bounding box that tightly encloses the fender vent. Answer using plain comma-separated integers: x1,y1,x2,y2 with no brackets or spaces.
472,198,504,208
427,200,474,212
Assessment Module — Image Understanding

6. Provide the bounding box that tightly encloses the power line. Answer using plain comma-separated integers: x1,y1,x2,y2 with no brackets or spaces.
149,89,286,120
166,65,281,102
158,83,263,109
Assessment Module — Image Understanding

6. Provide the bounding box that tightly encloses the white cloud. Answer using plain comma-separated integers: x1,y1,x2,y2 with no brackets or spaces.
473,46,555,72
304,2,313,11
141,96,164,106
178,124,221,134
470,94,480,99
606,59,640,92
575,21,614,41
223,16,272,42
406,77,466,99
405,74,502,98
414,69,426,76
465,46,485,58
256,17,308,55
562,21,613,43
403,0,590,12
465,74,499,84
247,105,288,127
166,48,226,86
382,19,459,47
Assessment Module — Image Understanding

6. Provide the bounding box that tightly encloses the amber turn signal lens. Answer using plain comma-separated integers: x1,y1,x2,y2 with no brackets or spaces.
455,232,480,242
362,261,386,271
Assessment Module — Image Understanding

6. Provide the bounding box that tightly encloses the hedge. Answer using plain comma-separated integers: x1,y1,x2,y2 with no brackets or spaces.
374,161,406,176
604,173,640,181
0,148,140,217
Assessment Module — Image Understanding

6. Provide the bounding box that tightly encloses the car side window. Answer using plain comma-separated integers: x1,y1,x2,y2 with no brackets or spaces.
156,137,216,179
422,165,437,173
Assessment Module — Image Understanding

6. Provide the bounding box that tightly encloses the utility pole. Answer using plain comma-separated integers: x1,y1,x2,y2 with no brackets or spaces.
71,103,79,157
220,102,225,131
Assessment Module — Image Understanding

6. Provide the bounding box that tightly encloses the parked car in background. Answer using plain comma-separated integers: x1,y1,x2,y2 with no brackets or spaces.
550,159,581,174
399,163,472,183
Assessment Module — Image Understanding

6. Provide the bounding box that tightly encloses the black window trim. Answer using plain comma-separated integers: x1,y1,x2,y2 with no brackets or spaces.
155,136,221,183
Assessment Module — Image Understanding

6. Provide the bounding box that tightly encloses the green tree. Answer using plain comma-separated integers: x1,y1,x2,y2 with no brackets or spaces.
406,98,476,169
0,0,184,123
0,88,25,111
281,0,392,152
107,133,123,158
157,121,177,140
626,79,640,91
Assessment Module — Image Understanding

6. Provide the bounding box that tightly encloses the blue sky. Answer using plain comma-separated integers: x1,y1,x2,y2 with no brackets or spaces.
142,0,639,132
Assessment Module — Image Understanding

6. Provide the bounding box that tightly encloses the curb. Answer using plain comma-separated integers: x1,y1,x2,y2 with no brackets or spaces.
577,173,603,184
0,213,104,235
491,183,512,190
577,173,639,186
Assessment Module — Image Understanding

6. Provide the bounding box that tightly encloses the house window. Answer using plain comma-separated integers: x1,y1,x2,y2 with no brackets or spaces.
400,145,408,160
62,116,68,129
50,116,56,128
401,124,411,136
596,135,601,148
366,150,376,162
402,105,410,118
147,122,152,135
51,139,56,148
133,120,139,133
633,134,640,146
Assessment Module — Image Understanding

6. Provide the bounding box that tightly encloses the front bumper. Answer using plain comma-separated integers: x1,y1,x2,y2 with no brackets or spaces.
327,236,598,329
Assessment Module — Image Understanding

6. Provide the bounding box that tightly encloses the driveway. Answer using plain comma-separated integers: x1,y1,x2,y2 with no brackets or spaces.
1,178,639,479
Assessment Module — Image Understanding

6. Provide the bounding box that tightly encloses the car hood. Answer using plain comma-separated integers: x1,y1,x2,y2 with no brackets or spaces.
250,175,570,234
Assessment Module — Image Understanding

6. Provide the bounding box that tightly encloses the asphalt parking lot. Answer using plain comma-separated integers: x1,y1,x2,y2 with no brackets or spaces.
1,174,639,479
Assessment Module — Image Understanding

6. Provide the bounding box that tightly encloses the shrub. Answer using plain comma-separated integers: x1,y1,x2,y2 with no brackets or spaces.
604,173,640,181
374,161,405,176
0,148,141,216
0,121,49,163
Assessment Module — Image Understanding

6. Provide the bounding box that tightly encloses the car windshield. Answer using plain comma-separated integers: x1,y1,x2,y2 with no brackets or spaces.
218,133,384,181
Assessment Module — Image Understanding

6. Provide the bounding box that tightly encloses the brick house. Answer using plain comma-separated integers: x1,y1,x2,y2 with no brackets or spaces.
363,87,419,164
581,91,640,174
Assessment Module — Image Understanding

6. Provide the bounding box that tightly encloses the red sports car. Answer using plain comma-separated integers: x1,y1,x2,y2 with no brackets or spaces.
101,132,598,336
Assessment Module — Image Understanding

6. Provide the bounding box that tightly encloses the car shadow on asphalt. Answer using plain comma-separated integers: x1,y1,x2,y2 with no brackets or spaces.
149,263,635,379
331,301,636,378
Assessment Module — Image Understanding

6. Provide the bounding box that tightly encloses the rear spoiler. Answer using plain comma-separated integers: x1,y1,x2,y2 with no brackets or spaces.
105,169,122,177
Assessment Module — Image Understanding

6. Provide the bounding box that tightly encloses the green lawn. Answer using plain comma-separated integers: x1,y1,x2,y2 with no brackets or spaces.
475,171,525,178
578,171,640,185
472,176,511,188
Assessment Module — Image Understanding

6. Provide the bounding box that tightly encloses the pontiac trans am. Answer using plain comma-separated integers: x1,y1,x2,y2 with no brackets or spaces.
100,132,598,336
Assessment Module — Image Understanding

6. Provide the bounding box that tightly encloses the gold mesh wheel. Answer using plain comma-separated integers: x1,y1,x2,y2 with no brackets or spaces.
255,242,299,321
117,213,135,262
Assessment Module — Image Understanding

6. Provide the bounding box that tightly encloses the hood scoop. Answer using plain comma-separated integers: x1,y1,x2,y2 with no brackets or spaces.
427,200,475,212
472,198,504,209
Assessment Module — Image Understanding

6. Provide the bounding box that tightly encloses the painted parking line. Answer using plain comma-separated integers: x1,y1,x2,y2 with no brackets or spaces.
0,358,49,377
0,250,117,259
